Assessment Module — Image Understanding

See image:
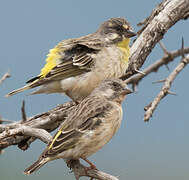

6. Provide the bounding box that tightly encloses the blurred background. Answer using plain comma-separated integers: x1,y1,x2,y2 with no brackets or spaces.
0,0,189,179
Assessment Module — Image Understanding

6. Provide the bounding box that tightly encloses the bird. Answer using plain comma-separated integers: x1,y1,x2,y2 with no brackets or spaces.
6,17,136,102
24,79,133,175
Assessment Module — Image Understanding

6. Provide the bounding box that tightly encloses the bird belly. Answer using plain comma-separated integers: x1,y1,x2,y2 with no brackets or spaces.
77,105,122,158
56,126,118,160
31,81,63,95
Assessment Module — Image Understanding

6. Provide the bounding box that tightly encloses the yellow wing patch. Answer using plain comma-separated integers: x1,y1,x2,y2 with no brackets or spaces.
117,38,130,63
48,130,62,149
39,48,61,78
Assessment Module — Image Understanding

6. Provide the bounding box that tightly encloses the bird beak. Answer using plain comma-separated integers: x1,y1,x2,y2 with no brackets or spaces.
122,87,133,95
125,30,136,38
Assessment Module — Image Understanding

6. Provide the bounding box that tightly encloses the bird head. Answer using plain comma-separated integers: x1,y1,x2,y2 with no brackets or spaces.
97,17,136,43
93,79,133,104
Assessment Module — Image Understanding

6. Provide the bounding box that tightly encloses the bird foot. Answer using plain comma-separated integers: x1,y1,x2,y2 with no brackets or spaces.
83,165,97,180
84,164,98,171
81,157,98,173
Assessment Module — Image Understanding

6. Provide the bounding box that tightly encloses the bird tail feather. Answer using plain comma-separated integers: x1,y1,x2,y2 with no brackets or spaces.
24,157,49,175
6,85,31,97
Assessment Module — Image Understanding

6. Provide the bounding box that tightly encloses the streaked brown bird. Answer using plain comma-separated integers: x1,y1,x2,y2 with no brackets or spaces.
24,79,132,174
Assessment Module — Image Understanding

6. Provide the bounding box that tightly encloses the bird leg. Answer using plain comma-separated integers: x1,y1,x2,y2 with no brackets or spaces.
81,157,98,170
81,157,98,180
66,158,96,180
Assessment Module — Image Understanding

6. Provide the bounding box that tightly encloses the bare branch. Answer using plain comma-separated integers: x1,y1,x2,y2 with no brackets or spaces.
159,41,170,55
144,54,189,121
0,125,52,144
123,46,189,85
126,0,189,79
21,100,27,122
167,90,177,96
0,72,10,86
0,118,14,124
70,160,119,180
134,68,145,75
0,101,76,149
152,79,166,84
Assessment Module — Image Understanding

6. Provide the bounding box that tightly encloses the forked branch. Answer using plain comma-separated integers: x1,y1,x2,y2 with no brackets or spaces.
144,54,189,121
0,72,10,86
124,45,189,86
126,0,189,79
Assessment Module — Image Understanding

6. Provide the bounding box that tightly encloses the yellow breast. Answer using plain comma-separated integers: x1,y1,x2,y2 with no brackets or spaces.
116,38,130,63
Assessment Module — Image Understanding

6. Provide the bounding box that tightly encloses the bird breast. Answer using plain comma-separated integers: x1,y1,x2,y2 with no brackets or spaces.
60,45,129,101
77,102,123,158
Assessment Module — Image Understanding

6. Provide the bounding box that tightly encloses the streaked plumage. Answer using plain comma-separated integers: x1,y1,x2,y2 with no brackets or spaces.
24,79,133,174
7,17,136,101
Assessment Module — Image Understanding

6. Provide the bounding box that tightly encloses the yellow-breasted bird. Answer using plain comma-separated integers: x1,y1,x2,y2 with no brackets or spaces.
7,17,136,101
24,79,133,174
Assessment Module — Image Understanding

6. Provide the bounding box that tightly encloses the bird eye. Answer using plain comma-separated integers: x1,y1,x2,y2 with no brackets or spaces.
112,82,119,87
112,82,116,86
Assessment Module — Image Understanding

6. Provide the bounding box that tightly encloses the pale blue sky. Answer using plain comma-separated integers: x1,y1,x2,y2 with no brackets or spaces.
0,0,189,180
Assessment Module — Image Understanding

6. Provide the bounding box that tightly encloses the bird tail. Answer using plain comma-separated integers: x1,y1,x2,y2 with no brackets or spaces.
24,157,49,175
6,85,31,97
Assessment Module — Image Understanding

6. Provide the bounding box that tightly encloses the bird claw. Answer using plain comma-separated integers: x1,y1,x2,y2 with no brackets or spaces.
84,164,98,172
83,165,98,180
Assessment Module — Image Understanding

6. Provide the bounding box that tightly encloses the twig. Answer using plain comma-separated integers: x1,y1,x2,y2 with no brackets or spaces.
21,100,27,122
144,54,189,121
0,118,14,124
159,41,170,55
152,79,166,84
167,90,177,96
0,72,10,86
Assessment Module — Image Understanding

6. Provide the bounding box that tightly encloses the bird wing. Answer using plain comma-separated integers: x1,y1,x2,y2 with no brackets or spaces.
27,36,104,87
42,98,112,157
45,44,97,80
6,36,105,97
